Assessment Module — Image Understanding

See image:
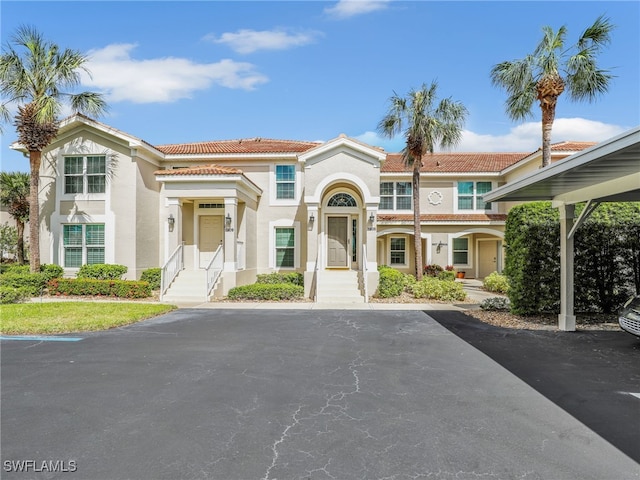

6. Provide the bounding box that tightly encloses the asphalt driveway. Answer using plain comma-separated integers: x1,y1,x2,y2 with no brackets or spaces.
2,309,639,480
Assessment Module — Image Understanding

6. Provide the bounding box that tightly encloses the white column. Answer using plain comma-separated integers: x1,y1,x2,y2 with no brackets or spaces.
223,198,238,272
558,203,576,331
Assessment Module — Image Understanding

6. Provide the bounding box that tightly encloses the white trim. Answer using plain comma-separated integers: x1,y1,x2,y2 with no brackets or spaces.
388,235,409,267
453,180,497,214
305,172,378,204
269,219,301,270
269,163,301,206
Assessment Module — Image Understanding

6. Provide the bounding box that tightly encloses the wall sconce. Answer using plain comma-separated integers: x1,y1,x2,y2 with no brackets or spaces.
369,213,375,223
167,214,175,232
436,241,447,254
225,213,233,232
368,213,376,231
309,213,315,223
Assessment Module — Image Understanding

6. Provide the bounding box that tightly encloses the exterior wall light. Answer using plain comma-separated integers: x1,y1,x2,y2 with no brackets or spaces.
168,214,175,232
309,213,315,223
225,213,233,232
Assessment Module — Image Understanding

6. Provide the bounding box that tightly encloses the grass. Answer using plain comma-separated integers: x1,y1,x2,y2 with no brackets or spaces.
0,302,176,335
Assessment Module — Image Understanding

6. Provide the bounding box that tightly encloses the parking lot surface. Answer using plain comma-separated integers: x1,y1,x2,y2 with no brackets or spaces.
2,309,639,479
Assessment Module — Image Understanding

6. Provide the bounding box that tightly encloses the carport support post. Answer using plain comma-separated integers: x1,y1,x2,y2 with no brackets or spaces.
558,203,576,331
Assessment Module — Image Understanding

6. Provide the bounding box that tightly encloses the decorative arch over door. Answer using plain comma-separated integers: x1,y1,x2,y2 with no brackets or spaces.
327,193,357,207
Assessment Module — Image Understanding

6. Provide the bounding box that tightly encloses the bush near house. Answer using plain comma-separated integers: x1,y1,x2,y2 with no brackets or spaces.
409,277,466,301
505,201,640,315
480,297,511,311
140,268,162,290
483,271,510,294
0,286,32,304
48,278,152,299
77,264,128,280
256,272,304,286
227,283,304,301
377,265,405,298
0,263,64,303
424,264,444,277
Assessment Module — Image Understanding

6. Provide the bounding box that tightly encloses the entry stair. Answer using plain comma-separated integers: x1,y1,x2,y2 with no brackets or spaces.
162,269,209,303
316,270,365,304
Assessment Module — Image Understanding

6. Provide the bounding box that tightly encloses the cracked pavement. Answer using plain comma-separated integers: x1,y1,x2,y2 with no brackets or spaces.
2,309,638,479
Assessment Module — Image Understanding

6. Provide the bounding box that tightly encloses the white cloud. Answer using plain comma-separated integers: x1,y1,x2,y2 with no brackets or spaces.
355,118,628,153
324,0,392,19
205,29,322,54
82,44,268,104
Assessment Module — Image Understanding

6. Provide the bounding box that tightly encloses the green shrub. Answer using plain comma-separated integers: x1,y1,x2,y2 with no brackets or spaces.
140,268,162,290
437,270,456,282
376,266,404,298
480,297,511,311
77,264,128,280
41,264,64,281
256,272,304,286
409,277,466,302
483,271,510,294
402,273,417,289
0,286,32,304
227,283,303,301
0,272,46,296
47,278,151,299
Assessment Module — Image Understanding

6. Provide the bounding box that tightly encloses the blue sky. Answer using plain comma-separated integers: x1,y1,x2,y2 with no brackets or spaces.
2,1,639,173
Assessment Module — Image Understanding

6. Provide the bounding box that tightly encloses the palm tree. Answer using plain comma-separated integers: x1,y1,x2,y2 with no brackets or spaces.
490,15,614,168
378,81,468,280
0,171,30,264
0,25,107,272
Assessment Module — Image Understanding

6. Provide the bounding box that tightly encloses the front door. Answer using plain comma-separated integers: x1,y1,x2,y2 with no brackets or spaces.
478,240,498,278
327,216,348,268
199,215,223,268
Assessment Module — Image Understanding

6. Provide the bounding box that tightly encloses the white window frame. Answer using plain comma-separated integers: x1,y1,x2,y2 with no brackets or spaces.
62,223,106,268
389,236,408,266
270,164,300,206
268,220,300,269
451,236,470,267
380,181,412,211
454,181,495,213
62,155,107,198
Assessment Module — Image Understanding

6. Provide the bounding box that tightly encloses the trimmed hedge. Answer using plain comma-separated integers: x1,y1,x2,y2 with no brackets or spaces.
483,271,510,294
505,201,640,315
409,277,466,302
256,272,304,286
0,286,32,304
77,264,128,280
0,272,47,296
227,283,303,301
140,268,162,290
48,278,152,299
376,265,404,298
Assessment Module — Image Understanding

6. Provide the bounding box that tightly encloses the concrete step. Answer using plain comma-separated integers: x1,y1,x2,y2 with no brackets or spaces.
164,269,208,302
316,270,364,303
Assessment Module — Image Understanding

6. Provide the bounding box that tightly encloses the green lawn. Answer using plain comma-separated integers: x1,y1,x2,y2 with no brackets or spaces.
0,302,176,335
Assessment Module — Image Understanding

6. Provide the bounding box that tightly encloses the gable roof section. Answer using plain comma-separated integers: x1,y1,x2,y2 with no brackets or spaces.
156,138,320,155
154,164,262,196
298,134,387,165
381,152,525,173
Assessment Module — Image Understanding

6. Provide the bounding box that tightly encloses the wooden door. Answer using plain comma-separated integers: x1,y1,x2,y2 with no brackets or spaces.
199,215,223,268
478,240,498,278
327,217,348,267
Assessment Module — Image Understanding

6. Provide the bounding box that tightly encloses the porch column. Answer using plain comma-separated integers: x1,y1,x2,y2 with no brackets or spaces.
223,198,238,272
164,197,182,263
365,205,379,296
304,204,319,299
558,203,576,331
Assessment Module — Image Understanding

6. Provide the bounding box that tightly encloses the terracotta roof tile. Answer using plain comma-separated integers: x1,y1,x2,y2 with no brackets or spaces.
155,138,320,155
155,164,243,176
377,213,507,222
549,141,597,152
381,152,526,173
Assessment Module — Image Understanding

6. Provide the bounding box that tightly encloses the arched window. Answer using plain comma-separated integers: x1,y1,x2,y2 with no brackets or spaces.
327,193,357,207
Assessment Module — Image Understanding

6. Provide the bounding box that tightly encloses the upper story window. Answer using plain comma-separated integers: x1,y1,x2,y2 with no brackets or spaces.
457,181,492,211
64,156,106,194
275,165,295,199
380,181,412,210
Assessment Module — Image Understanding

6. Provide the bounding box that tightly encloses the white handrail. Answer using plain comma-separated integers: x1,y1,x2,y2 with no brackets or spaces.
206,244,224,297
161,242,184,299
362,244,369,302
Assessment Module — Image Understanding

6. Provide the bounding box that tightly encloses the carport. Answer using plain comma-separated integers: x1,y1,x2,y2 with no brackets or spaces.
484,126,640,331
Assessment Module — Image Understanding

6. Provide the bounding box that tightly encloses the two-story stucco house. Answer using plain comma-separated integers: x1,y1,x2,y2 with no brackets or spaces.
15,114,594,302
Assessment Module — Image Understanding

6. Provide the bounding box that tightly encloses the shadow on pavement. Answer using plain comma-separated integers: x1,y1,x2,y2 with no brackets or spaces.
428,310,640,464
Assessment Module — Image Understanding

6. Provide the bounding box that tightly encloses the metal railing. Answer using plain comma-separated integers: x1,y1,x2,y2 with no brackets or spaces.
206,244,224,297
161,242,184,300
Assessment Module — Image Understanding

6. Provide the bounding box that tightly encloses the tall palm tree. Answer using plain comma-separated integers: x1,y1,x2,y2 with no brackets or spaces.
378,81,468,280
490,15,614,168
0,25,107,272
0,171,30,264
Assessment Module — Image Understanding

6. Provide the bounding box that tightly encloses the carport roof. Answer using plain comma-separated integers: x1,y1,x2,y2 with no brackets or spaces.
484,126,640,205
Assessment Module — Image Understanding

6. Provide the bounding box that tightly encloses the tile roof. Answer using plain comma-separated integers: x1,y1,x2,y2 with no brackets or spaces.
548,141,597,152
155,164,244,176
155,138,320,155
377,213,507,222
381,152,526,173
